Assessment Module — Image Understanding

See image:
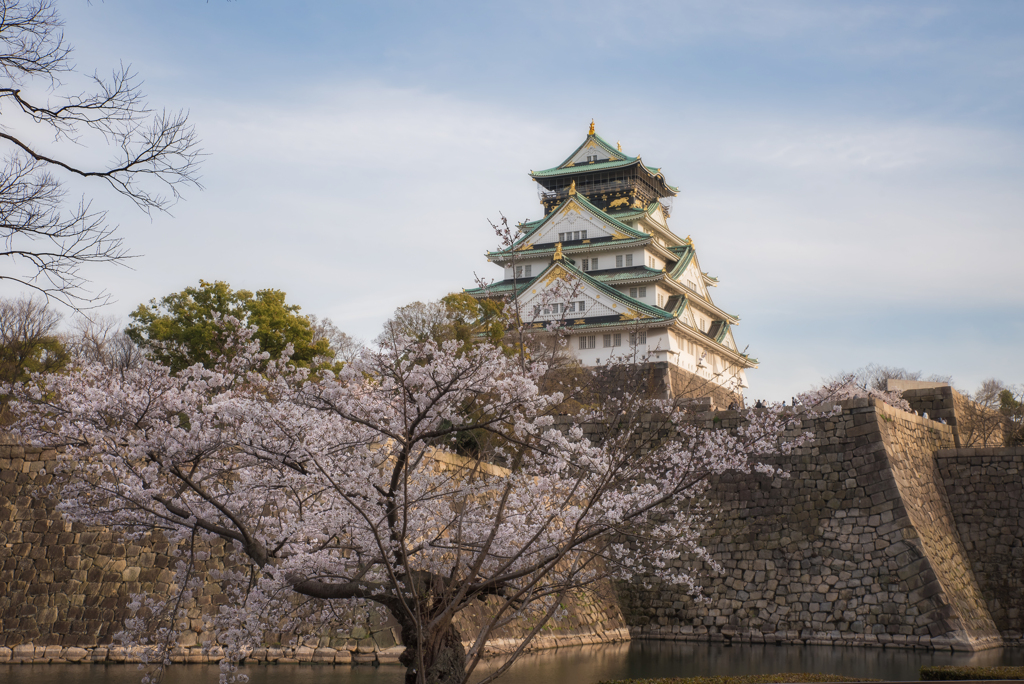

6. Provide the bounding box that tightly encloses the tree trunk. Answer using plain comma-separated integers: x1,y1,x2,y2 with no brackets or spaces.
399,621,467,684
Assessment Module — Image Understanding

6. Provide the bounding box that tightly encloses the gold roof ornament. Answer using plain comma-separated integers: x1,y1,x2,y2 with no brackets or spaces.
589,119,595,135
568,179,576,196
553,242,563,261
685,235,694,247
617,141,622,152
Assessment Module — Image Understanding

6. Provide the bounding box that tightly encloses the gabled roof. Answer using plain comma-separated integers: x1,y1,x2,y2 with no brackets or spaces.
552,132,634,169
521,259,677,324
492,192,650,257
666,244,695,280
529,132,675,192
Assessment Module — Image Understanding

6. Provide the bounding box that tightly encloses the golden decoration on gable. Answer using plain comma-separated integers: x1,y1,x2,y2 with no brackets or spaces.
561,202,584,217
574,319,585,325
568,180,576,196
553,243,563,261
542,265,568,287
589,119,595,135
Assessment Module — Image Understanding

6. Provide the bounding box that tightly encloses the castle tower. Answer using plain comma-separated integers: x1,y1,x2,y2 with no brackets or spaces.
466,123,756,404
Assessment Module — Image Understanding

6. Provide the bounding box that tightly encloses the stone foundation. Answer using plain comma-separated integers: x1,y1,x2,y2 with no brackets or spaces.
617,399,1013,652
3,399,1021,658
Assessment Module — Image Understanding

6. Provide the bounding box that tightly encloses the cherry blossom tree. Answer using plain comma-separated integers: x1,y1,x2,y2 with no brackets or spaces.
10,320,804,684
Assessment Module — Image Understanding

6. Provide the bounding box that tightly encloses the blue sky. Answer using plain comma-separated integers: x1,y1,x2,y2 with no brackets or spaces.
14,1,1023,401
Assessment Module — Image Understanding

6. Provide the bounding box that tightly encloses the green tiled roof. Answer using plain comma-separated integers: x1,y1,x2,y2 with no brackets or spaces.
666,245,695,279
713,321,731,344
605,208,647,221
533,259,677,323
488,236,651,261
591,266,664,283
531,157,638,178
550,133,635,170
530,132,674,189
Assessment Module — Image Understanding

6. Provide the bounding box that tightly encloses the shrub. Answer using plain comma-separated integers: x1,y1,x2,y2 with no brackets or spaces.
921,666,1024,680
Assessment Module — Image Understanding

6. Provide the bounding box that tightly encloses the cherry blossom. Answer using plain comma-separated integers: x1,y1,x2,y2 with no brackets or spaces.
10,320,807,684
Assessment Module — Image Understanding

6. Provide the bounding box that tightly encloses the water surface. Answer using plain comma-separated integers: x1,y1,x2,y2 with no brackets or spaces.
3,641,1023,684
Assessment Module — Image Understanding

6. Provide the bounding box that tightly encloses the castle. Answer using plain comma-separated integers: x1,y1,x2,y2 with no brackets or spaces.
466,122,756,403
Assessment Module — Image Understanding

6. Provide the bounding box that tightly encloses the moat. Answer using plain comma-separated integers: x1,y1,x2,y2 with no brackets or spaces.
3,642,1024,684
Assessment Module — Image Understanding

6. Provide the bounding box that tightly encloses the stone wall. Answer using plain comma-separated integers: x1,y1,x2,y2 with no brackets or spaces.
900,386,1006,448
0,443,627,665
937,447,1024,640
618,398,1004,651
3,400,1018,662
659,362,743,409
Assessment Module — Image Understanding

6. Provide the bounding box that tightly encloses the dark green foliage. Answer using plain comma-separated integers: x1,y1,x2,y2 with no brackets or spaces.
126,280,332,372
999,389,1024,445
921,666,1024,680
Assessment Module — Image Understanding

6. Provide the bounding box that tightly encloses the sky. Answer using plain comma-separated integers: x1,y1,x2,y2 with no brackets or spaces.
5,0,1024,401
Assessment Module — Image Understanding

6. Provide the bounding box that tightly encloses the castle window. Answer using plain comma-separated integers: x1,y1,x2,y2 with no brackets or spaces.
577,300,586,312
649,256,655,268
639,286,646,298
629,287,637,298
516,266,523,278
586,154,597,163
592,257,599,269
625,254,633,267
558,233,565,242
579,335,596,350
658,294,665,307
525,265,532,277
629,331,647,345
581,230,587,239
616,255,623,268
582,259,589,271
573,231,580,240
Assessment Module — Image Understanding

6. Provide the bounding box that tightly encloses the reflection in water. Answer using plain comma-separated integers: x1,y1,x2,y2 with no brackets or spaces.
2,642,1022,684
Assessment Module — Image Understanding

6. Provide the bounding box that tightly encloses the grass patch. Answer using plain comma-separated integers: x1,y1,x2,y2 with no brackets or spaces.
921,665,1024,680
598,674,880,684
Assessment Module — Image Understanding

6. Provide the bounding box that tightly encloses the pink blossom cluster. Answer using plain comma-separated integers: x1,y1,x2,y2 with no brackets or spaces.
9,320,807,684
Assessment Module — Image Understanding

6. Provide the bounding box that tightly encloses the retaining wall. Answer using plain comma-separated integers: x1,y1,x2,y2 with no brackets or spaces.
2,400,1019,662
618,398,1006,651
0,444,627,664
901,386,1006,448
937,447,1024,640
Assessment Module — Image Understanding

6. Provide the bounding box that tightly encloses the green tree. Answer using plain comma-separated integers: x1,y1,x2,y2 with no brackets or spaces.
1000,388,1024,445
126,280,331,373
0,296,70,421
0,296,70,384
